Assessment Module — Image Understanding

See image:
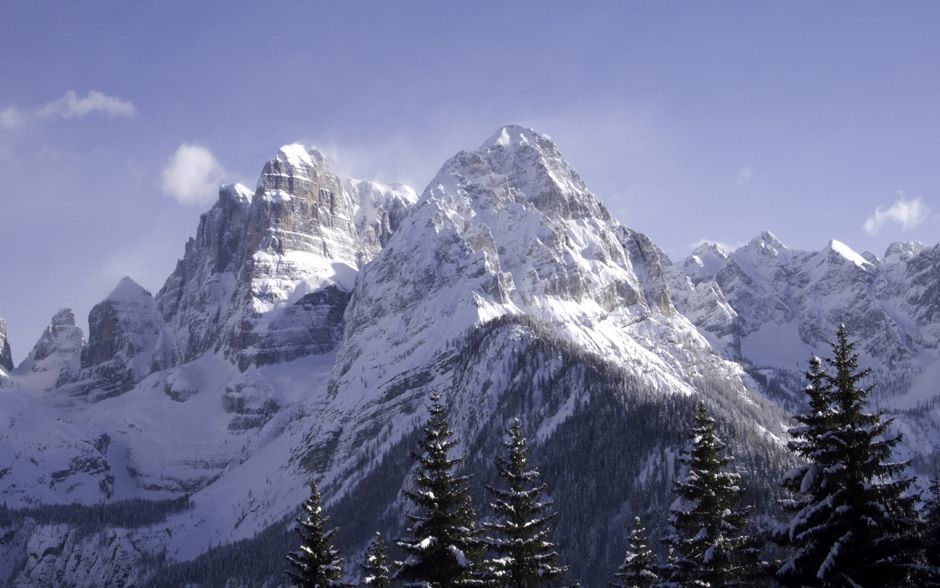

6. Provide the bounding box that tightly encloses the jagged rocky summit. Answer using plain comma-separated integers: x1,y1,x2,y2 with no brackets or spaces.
0,126,935,587
157,144,416,371
0,318,12,376
671,231,940,457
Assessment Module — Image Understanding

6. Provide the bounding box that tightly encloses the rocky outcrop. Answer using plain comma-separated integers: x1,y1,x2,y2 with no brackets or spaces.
157,147,416,370
0,319,12,375
15,309,83,391
10,524,144,588
66,277,175,400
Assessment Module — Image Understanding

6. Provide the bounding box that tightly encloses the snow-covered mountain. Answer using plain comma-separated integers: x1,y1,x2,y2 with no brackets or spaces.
672,232,940,464
156,146,415,371
4,126,931,586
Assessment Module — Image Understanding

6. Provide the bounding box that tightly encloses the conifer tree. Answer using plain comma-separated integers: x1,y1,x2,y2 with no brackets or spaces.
652,547,679,588
362,532,390,588
484,418,568,586
286,481,343,587
397,393,484,586
926,472,940,584
773,324,924,586
663,402,758,587
612,516,658,588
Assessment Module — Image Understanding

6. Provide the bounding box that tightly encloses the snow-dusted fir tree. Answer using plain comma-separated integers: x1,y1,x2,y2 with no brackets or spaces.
926,473,940,582
663,402,758,587
484,418,568,586
397,393,484,586
773,325,924,586
362,532,390,588
612,516,658,588
285,481,343,587
771,356,840,585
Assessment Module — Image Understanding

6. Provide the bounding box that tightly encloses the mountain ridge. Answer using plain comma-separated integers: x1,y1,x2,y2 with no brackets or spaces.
0,126,935,586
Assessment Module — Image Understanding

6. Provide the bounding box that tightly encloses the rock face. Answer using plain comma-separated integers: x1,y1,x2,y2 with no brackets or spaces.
8,523,144,588
156,146,416,370
69,277,175,401
0,318,12,374
336,125,704,392
14,308,84,392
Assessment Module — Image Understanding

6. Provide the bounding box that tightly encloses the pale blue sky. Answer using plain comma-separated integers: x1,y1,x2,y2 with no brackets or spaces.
2,1,939,360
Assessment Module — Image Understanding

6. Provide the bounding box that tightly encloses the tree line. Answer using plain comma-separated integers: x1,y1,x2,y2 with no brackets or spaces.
285,325,940,587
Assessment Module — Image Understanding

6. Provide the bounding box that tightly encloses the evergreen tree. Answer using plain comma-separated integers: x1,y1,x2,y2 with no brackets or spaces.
923,472,940,583
652,547,679,588
663,402,759,587
362,532,390,588
397,393,484,586
484,418,568,586
286,481,343,587
773,324,924,586
612,516,658,588
771,356,837,585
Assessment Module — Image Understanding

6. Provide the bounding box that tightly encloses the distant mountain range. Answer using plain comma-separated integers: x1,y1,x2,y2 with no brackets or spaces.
0,126,936,586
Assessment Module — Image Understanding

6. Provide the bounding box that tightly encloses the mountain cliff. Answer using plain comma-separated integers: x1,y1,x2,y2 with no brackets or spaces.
156,145,416,371
2,127,935,586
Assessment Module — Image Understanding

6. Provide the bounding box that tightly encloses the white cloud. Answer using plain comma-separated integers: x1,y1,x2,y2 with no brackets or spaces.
38,90,136,120
161,144,229,205
863,195,928,235
735,166,754,185
0,90,135,132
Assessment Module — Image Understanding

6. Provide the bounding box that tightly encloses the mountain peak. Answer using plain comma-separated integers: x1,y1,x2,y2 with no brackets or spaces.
275,143,323,169
220,182,253,205
481,125,547,149
685,242,731,281
106,277,153,304
691,241,731,258
745,230,786,255
50,307,77,328
826,239,872,269
884,241,926,261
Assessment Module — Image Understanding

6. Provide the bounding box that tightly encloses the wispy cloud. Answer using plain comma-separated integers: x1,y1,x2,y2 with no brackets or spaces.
0,90,136,131
863,194,928,235
735,166,754,185
161,144,229,205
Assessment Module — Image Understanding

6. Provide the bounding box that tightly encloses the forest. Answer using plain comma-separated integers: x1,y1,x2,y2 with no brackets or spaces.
281,325,940,588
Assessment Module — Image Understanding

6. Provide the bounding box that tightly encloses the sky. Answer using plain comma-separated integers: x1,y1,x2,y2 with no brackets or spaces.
2,1,940,362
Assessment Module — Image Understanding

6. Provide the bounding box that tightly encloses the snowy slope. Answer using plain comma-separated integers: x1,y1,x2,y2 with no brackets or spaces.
0,129,826,587
672,233,940,462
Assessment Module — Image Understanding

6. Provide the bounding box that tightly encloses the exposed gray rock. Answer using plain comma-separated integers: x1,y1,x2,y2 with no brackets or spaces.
15,309,83,391
0,319,12,373
156,148,416,371
12,524,144,588
64,277,175,401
